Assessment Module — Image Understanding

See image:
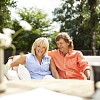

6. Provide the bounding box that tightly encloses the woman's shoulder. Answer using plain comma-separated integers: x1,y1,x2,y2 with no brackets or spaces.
43,55,51,61
26,53,35,58
44,55,51,58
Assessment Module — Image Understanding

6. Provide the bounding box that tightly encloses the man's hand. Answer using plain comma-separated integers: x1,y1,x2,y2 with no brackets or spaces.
84,69,91,80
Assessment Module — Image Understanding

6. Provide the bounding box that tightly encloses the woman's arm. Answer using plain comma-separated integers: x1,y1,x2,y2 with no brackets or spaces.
10,55,26,68
50,58,60,79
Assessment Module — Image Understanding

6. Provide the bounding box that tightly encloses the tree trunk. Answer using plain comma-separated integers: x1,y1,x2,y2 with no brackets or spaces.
91,29,96,55
88,0,97,55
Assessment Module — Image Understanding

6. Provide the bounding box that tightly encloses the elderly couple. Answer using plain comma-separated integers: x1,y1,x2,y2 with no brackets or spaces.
9,32,91,80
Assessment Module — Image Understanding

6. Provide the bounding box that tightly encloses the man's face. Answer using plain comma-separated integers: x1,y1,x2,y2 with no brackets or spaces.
56,38,69,54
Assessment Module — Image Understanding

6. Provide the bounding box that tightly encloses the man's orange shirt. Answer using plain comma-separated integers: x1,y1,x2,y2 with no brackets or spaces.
48,49,90,79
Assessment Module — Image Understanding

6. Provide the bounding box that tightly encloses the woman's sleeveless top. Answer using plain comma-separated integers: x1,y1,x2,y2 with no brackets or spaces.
25,53,51,79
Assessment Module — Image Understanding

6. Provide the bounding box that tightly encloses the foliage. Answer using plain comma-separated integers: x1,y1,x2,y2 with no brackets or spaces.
0,0,16,31
10,7,53,52
49,32,59,50
53,0,100,55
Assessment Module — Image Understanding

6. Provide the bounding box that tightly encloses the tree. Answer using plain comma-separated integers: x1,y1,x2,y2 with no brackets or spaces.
88,0,100,55
11,7,53,52
53,0,100,55
49,31,59,50
0,0,16,31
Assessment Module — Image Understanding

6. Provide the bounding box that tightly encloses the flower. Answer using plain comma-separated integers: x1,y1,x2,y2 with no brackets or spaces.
0,20,32,48
19,20,32,31
12,20,32,39
0,20,32,93
3,28,15,36
0,33,12,48
0,28,15,48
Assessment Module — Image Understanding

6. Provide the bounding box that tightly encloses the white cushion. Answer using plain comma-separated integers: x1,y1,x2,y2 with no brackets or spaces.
5,69,20,80
6,55,21,71
5,55,31,80
3,75,8,82
18,64,31,80
12,55,21,71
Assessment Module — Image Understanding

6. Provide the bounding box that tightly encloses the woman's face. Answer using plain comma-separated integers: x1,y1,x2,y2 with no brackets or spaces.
35,45,46,57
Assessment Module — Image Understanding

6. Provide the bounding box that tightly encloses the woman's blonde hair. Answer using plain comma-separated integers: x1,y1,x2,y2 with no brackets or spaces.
55,32,74,49
31,37,49,56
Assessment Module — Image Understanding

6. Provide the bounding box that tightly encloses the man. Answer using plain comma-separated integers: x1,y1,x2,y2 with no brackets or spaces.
48,32,91,80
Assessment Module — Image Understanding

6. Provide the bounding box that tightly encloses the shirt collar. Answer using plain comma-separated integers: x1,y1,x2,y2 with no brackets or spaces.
58,49,73,56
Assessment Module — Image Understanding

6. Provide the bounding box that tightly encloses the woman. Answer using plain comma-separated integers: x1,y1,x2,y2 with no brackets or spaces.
9,37,60,79
48,32,91,80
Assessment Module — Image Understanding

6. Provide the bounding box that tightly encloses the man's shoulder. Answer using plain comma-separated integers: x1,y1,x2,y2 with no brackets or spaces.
72,50,83,56
48,49,59,56
48,49,58,53
72,50,82,53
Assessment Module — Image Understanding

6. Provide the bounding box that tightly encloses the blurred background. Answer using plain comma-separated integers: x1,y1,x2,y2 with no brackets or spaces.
0,0,100,63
